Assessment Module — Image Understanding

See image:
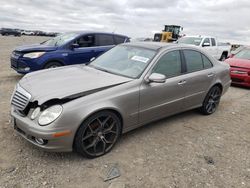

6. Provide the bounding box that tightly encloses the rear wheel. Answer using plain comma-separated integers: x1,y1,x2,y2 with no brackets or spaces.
44,62,62,69
74,111,121,158
200,86,222,115
220,53,227,61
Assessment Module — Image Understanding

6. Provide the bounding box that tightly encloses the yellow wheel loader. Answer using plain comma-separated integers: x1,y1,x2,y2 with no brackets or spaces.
154,25,182,42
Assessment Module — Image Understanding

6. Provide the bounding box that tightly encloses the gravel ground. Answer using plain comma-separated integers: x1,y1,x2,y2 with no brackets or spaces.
0,36,250,188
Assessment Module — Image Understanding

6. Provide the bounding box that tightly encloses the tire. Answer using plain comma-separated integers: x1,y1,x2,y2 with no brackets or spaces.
74,111,121,158
220,54,227,61
200,86,222,115
44,62,62,69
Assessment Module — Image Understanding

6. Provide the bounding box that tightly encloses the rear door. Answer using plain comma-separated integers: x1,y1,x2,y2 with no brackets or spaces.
210,38,220,59
181,49,215,109
114,35,127,44
139,50,186,124
94,34,116,57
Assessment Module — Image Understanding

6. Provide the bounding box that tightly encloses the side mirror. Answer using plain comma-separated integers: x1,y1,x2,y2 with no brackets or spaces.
147,73,166,83
202,42,210,47
71,43,79,49
90,57,96,62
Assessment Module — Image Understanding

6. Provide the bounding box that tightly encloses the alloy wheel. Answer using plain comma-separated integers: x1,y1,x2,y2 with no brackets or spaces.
205,87,221,114
81,114,120,157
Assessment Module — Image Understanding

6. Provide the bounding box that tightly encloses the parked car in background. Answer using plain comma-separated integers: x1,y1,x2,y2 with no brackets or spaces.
10,42,231,158
228,45,250,58
177,36,231,61
0,28,21,36
21,30,35,35
225,47,250,87
11,31,130,74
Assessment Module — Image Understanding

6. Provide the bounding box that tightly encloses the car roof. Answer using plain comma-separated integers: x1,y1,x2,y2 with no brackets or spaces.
122,42,198,51
182,35,215,39
64,31,129,38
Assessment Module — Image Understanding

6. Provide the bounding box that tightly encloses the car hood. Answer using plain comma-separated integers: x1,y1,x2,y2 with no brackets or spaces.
15,44,57,53
225,58,250,69
19,65,132,105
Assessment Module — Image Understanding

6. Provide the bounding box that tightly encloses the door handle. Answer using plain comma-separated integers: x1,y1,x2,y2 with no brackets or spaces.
207,73,214,77
178,80,186,85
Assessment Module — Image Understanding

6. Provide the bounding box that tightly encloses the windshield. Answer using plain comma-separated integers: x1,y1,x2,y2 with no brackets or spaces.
178,37,202,46
90,45,156,78
43,33,78,46
234,49,250,60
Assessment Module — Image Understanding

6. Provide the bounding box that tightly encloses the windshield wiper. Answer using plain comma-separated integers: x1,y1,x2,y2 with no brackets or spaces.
92,66,112,74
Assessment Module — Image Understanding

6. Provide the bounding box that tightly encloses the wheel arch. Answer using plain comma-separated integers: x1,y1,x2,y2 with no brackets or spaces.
43,59,65,69
220,51,228,60
202,82,223,103
207,82,223,94
212,82,223,92
72,107,124,148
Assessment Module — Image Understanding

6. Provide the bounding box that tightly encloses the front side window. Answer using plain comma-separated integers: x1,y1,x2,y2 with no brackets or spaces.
96,34,114,46
75,35,95,47
202,38,210,46
152,50,182,78
183,50,204,72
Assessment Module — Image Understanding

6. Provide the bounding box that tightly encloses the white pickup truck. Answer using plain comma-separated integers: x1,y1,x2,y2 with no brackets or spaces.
177,36,231,61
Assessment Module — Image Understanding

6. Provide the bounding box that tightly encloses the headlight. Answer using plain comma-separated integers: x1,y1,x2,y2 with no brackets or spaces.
38,105,63,126
31,107,40,120
23,52,45,59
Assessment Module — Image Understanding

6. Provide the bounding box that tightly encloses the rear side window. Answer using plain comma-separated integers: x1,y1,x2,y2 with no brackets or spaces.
183,50,203,72
202,54,213,68
211,38,216,46
152,50,182,78
95,34,114,46
114,36,126,44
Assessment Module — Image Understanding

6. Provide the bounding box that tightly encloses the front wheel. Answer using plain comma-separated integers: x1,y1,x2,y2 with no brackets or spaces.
74,111,121,158
200,86,222,115
44,62,62,69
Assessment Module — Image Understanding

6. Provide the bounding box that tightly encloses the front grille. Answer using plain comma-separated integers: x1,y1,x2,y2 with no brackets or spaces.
232,78,244,83
11,85,31,111
11,58,18,68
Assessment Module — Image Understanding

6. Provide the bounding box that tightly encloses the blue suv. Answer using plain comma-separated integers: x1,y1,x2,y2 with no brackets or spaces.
11,31,130,74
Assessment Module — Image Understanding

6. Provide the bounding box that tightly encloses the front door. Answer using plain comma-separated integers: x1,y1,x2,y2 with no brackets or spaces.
68,34,96,65
139,50,186,124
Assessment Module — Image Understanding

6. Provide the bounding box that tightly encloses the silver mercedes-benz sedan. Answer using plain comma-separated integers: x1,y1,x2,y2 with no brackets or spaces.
10,42,231,158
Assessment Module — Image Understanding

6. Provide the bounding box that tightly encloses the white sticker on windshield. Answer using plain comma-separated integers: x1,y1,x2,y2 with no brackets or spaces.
131,56,149,63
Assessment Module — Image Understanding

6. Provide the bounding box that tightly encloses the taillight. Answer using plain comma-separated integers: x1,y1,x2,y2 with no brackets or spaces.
248,71,250,76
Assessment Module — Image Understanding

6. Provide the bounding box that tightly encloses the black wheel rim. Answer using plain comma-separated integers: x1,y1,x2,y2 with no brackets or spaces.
48,65,59,68
205,87,221,114
82,115,119,156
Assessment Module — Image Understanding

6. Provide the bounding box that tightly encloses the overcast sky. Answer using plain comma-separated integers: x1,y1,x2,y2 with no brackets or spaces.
1,0,250,44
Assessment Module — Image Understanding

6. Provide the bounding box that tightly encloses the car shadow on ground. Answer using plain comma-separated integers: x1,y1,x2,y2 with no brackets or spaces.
230,84,250,90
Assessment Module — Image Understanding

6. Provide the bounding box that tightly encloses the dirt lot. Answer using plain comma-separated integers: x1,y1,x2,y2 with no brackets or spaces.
0,36,249,188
